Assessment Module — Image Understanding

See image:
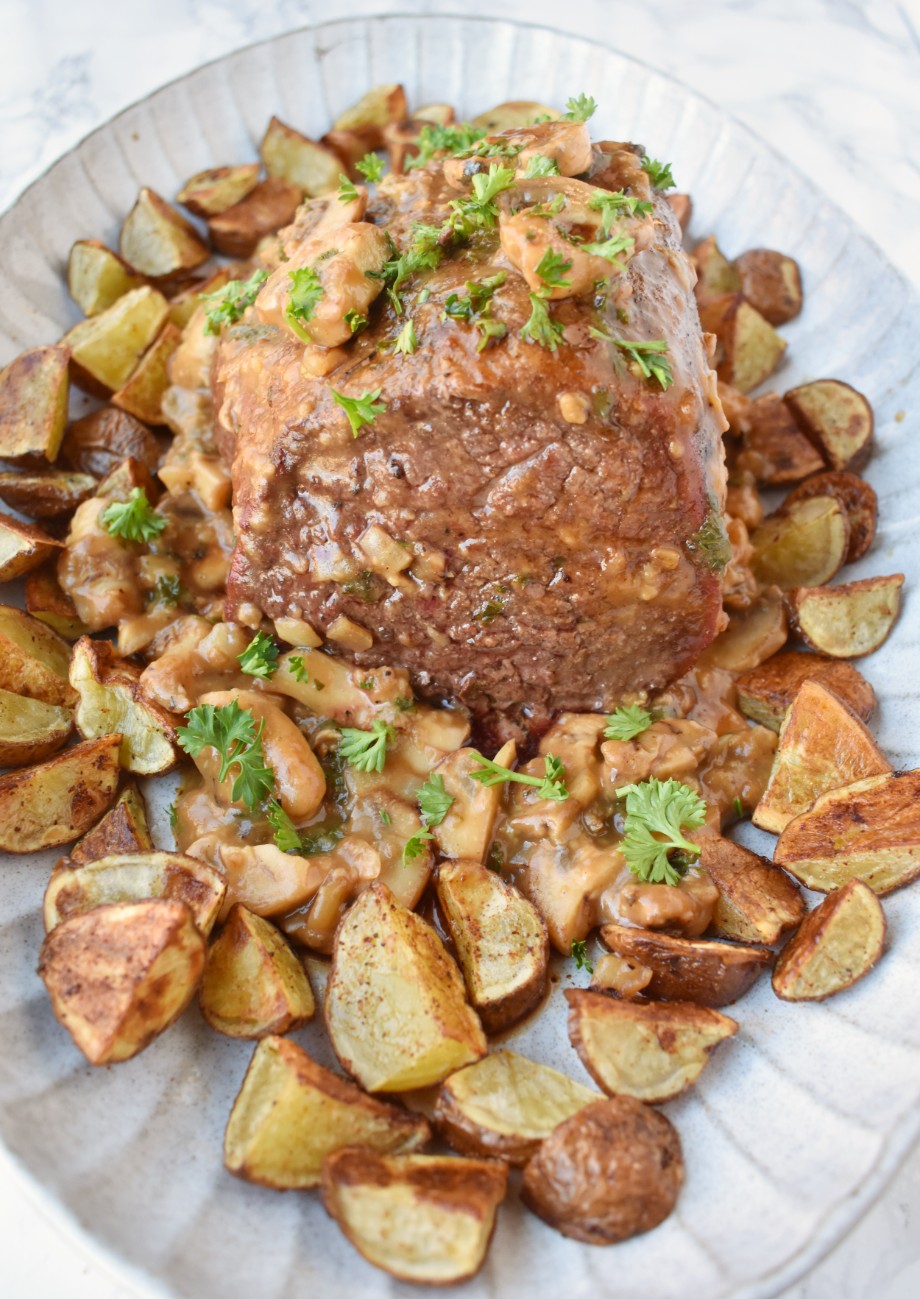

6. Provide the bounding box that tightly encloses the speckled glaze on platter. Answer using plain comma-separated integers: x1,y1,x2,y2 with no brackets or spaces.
0,13,919,1299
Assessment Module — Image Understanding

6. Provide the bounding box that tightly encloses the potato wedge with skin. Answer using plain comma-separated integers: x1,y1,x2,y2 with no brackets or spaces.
61,406,161,478
322,128,376,176
332,85,409,146
0,604,76,705
773,880,885,1002
433,740,515,862
199,905,314,1037
699,587,787,671
786,470,877,564
521,1097,683,1245
436,859,548,1033
774,770,920,894
691,235,740,300
62,286,170,395
0,688,72,767
67,240,145,317
44,851,226,937
753,679,891,835
735,650,876,732
788,574,904,658
70,636,178,775
734,248,803,325
0,345,70,462
325,882,487,1092
322,1148,507,1285
600,924,772,1007
224,1035,430,1190
472,100,558,131
698,292,787,393
698,835,805,944
70,784,152,863
416,102,456,126
785,379,873,473
208,177,301,258
433,1050,599,1165
260,116,342,196
0,513,61,580
176,163,260,217
566,990,737,1103
38,898,204,1065
111,322,182,424
750,494,849,590
119,187,209,278
0,469,96,520
25,564,86,641
736,393,825,486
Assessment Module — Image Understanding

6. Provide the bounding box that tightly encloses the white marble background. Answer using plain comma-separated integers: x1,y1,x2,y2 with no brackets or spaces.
1,0,920,1296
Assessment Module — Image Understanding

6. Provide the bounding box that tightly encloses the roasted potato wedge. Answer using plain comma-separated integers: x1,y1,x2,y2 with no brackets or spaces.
62,285,170,394
521,1097,683,1244
24,564,86,641
753,679,891,835
0,688,72,767
786,470,877,564
38,897,204,1065
111,322,182,424
224,1035,430,1190
736,393,825,485
0,513,60,581
699,292,787,393
785,379,873,473
433,1050,599,1165
67,240,145,317
119,187,209,278
691,235,740,299
773,880,885,1002
600,924,772,1007
70,784,152,863
0,344,70,462
0,469,96,520
332,85,409,147
0,733,120,852
734,248,803,325
208,177,301,258
70,636,178,774
735,649,876,731
322,1148,507,1285
324,882,487,1092
62,405,161,478
436,859,548,1033
416,102,456,126
44,850,226,937
0,604,76,705
750,494,849,590
666,192,692,233
774,770,920,894
788,573,904,658
433,742,515,863
472,100,558,131
176,163,260,217
698,835,805,944
566,990,737,1102
199,905,315,1038
260,116,341,196
699,586,787,671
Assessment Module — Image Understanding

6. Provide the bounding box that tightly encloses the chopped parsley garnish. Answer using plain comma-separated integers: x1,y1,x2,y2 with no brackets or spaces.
337,174,359,203
733,795,745,819
344,308,367,334
285,266,324,341
641,156,675,190
287,655,309,683
402,826,434,864
152,573,183,607
167,800,179,832
442,272,507,350
339,719,395,773
447,164,517,239
524,154,561,178
476,318,508,349
417,772,454,827
688,508,732,572
177,700,274,812
590,330,673,390
588,189,654,233
100,488,167,544
562,93,597,122
332,387,387,437
618,777,707,886
580,233,635,267
368,231,443,313
394,318,418,355
571,939,594,973
534,248,572,290
394,696,416,713
406,121,487,169
355,152,385,183
520,292,564,351
358,677,376,690
604,705,653,741
265,799,303,853
470,752,569,802
379,808,391,825
237,630,279,680
201,268,268,335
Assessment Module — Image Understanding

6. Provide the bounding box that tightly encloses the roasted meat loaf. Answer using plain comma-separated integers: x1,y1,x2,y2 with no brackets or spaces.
215,128,728,740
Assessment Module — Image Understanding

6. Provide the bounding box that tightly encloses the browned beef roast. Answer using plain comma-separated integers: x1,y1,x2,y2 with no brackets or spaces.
215,136,727,744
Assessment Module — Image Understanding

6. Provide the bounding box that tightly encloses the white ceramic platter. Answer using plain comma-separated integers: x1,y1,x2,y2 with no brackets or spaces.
1,13,919,1299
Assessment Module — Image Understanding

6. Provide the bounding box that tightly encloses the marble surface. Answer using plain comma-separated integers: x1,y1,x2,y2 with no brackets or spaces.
1,1,920,1296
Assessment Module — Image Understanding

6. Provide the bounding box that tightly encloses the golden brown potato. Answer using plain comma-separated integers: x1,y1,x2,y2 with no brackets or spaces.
111,322,182,424
750,494,850,590
472,100,558,132
666,192,692,233
785,379,873,473
62,406,161,478
785,470,877,564
70,784,152,863
67,240,146,317
62,285,170,394
774,770,920,894
199,905,315,1038
70,636,178,775
0,345,70,462
208,177,302,257
415,102,456,126
260,116,342,196
0,688,72,767
699,587,788,671
321,128,374,176
0,469,96,519
44,850,226,936
691,235,741,299
0,604,76,705
24,564,87,641
224,1035,430,1190
566,990,737,1102
321,1147,507,1285
325,882,487,1092
698,292,787,393
734,248,803,324
0,513,61,580
753,679,891,835
433,1050,599,1165
736,393,825,486
735,650,876,732
433,741,515,862
773,880,886,1002
698,835,805,944
788,574,904,658
38,898,205,1065
332,85,409,146
0,733,120,853
119,187,210,278
600,924,772,1007
521,1097,683,1244
435,859,548,1033
176,163,261,217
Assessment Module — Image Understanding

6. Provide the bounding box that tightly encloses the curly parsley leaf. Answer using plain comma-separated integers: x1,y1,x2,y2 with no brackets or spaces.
604,705,653,741
618,777,707,886
417,772,454,827
152,573,183,607
535,248,572,290
344,308,367,335
394,318,418,355
562,93,597,122
641,156,675,190
406,121,487,170
237,630,279,680
177,700,274,812
332,387,387,437
287,655,309,684
100,488,167,544
571,938,594,973
285,266,324,341
265,799,303,853
402,826,434,865
524,153,561,178
580,233,635,267
588,189,654,233
520,292,564,351
337,173,359,203
339,719,395,773
590,329,673,390
201,268,268,335
355,152,385,183
470,752,569,803
476,318,508,350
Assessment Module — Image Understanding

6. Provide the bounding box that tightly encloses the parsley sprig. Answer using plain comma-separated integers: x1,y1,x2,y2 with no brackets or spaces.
287,655,309,683
524,154,561,178
571,939,594,973
590,329,674,390
562,93,597,122
580,233,635,268
618,777,707,885
641,156,675,190
470,753,569,802
604,705,653,741
442,272,508,351
403,771,455,865
355,152,385,183
201,269,268,335
339,719,395,773
393,318,418,355
238,631,279,680
286,266,324,341
588,189,653,233
406,121,487,170
521,292,564,351
332,387,387,437
265,799,303,853
100,488,167,544
337,174,359,203
177,700,274,812
535,248,572,290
